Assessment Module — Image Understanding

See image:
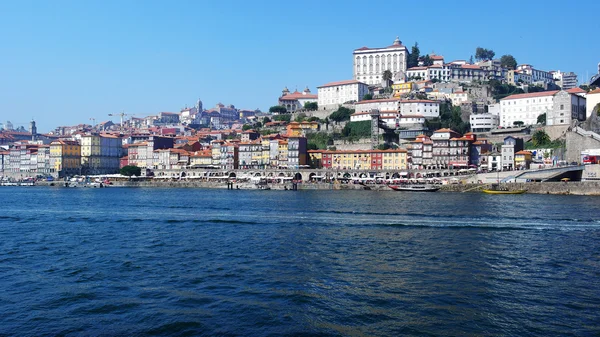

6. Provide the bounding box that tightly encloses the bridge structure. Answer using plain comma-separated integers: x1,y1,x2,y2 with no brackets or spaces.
511,165,584,182
461,165,585,184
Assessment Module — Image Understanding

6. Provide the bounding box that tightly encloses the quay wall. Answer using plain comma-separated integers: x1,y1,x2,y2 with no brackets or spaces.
36,180,600,195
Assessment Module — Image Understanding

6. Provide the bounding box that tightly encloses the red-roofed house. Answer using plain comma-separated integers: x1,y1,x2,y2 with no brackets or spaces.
278,87,317,112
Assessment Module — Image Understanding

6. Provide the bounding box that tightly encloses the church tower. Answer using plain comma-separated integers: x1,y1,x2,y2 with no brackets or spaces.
196,98,203,112
29,120,37,141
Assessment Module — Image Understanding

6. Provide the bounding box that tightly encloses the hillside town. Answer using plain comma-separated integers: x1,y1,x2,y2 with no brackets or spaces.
2,36,600,183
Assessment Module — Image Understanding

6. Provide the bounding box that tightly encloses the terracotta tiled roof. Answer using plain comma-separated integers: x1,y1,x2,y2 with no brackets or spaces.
317,80,366,88
399,99,438,104
501,90,560,100
280,91,318,100
588,88,600,94
356,98,400,104
434,128,457,133
566,87,586,94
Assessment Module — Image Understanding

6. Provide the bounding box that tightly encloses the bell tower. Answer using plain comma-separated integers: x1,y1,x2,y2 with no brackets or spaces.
29,119,37,141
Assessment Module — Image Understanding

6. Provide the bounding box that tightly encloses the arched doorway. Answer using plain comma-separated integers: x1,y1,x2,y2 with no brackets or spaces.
293,173,302,181
228,172,236,178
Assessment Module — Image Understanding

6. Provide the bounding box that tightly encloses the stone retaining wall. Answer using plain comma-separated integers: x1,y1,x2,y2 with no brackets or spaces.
34,180,600,195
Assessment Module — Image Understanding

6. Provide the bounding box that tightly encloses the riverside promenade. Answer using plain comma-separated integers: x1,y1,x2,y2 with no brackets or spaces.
36,180,600,195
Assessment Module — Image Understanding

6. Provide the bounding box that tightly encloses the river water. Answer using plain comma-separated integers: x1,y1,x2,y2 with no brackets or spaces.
1,187,599,336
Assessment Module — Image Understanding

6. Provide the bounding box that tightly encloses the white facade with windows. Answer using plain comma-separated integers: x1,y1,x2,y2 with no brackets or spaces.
317,80,369,110
500,91,558,127
552,70,578,90
399,100,439,119
517,64,553,85
406,65,450,82
470,114,500,132
353,37,408,86
354,98,399,114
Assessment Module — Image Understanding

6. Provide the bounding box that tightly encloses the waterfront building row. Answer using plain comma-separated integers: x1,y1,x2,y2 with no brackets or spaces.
308,149,408,171
2,134,123,178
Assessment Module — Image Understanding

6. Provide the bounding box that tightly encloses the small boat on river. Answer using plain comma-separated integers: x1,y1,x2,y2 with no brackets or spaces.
388,184,440,192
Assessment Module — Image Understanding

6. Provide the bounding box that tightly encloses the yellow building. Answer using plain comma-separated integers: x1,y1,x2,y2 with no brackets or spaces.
50,139,81,178
328,151,372,170
392,82,414,97
380,149,408,170
261,138,271,167
286,122,303,137
515,150,532,169
190,150,213,167
278,140,288,167
299,121,319,131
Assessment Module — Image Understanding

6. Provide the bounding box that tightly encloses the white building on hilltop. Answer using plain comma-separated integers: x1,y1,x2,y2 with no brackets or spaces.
279,87,318,112
551,70,578,90
353,37,408,86
516,64,553,85
500,90,586,127
317,80,369,110
399,100,440,119
500,91,558,127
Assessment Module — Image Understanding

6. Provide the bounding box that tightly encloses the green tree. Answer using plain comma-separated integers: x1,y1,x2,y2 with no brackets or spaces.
294,113,307,122
329,107,355,122
580,84,598,92
253,121,262,128
513,121,524,127
532,129,551,147
422,55,433,66
475,47,495,61
242,124,253,131
407,42,420,68
469,55,474,64
537,113,546,125
362,93,373,100
306,131,333,150
120,165,141,177
341,121,371,140
304,102,318,111
527,85,545,93
269,105,287,114
262,116,271,124
596,103,600,116
273,114,291,123
382,69,393,83
500,54,517,70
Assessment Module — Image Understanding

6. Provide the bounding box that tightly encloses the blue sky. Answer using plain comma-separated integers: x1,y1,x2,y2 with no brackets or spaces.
0,0,598,132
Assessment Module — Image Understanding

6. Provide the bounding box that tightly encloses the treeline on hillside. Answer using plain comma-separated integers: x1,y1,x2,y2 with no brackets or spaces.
425,103,470,135
306,121,372,150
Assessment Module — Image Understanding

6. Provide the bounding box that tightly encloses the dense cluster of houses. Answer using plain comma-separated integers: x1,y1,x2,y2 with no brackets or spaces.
1,117,536,179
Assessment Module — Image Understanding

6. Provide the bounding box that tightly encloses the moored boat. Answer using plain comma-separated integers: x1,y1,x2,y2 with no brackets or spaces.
482,184,526,194
388,184,440,192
